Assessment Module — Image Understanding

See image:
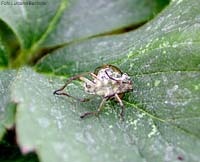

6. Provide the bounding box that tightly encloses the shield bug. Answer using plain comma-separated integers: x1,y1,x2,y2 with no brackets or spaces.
53,64,133,120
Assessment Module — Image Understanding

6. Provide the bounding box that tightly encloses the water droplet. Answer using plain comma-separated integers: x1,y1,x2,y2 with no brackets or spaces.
148,124,158,138
154,80,161,87
109,125,113,129
163,50,167,54
194,84,199,90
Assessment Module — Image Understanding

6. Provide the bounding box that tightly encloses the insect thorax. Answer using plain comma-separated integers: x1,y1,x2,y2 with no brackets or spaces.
84,67,132,97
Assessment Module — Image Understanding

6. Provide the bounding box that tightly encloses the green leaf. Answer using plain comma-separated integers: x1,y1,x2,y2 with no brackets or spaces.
12,67,147,162
0,28,9,67
0,70,16,140
0,0,66,67
12,67,200,161
0,125,5,139
0,0,62,49
0,0,167,67
1,0,199,162
0,20,21,68
0,40,8,68
32,0,200,161
36,0,200,75
0,0,167,49
42,0,169,47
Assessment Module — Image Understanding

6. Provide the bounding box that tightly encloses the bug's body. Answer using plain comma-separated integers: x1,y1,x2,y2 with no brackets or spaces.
53,64,133,120
83,65,132,97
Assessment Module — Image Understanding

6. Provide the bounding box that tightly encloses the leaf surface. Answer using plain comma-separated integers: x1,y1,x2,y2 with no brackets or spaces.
0,70,16,139
12,68,144,162
0,0,199,161
12,0,200,161
0,0,167,67
0,0,168,49
0,27,9,67
42,0,169,47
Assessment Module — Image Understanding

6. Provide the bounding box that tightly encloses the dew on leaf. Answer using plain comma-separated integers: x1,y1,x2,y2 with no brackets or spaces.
166,85,192,106
194,84,199,90
148,123,158,138
176,0,183,5
108,125,113,129
154,80,161,87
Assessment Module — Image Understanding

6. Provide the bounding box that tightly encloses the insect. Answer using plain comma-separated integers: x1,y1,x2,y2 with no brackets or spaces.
53,64,133,120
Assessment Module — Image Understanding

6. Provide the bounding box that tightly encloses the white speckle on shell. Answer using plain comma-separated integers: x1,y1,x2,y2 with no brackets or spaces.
83,66,133,97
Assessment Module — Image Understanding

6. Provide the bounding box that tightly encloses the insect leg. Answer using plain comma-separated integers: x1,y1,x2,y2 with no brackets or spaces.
90,73,98,79
115,94,125,121
53,72,94,102
80,98,106,118
97,98,107,112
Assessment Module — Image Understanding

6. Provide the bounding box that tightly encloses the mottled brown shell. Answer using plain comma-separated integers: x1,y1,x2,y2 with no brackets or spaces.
94,64,124,99
94,64,122,75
